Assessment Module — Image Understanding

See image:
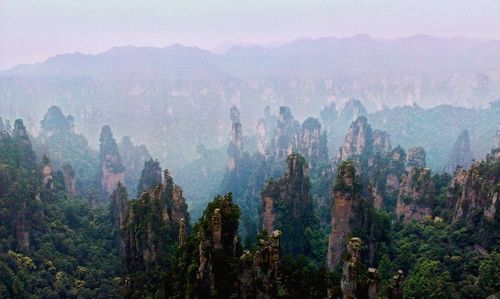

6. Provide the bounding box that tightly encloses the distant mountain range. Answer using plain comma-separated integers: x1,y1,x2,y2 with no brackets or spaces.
1,35,499,169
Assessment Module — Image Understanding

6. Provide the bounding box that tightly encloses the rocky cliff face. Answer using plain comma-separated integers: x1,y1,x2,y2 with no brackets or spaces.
123,169,189,297
340,99,368,123
341,237,362,299
111,182,128,253
261,154,313,255
271,106,300,160
406,146,426,169
195,194,241,298
12,119,38,252
396,167,435,222
372,130,391,155
294,117,329,167
337,116,373,166
228,106,243,171
256,106,276,157
136,159,162,197
41,155,53,190
40,105,74,139
119,135,152,196
386,146,407,195
328,161,360,269
62,164,77,197
388,270,405,299
447,129,474,173
449,149,499,224
240,230,283,299
99,125,125,198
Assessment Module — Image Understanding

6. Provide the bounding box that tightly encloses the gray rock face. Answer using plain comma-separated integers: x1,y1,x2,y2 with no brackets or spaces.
406,146,426,169
396,167,435,222
271,106,300,160
337,116,373,163
372,129,391,155
228,106,243,171
447,129,474,173
294,117,328,167
256,106,277,157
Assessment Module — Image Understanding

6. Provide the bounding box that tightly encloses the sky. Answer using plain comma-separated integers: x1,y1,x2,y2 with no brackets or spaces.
1,0,500,70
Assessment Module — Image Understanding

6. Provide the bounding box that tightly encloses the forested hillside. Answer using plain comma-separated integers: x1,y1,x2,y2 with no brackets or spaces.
0,104,498,298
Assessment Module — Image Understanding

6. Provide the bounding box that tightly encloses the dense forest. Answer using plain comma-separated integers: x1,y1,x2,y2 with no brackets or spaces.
0,103,499,298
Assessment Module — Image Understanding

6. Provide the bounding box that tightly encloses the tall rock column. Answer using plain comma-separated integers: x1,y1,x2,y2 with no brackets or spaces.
271,106,300,160
295,117,329,167
447,129,474,173
328,161,359,269
99,125,125,198
261,154,313,255
228,106,243,171
396,167,435,222
406,146,426,170
341,237,362,299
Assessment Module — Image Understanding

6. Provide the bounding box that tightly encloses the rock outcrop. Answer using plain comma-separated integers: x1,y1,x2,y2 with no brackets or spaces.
41,155,53,190
261,154,313,255
136,159,162,197
99,125,125,198
256,106,277,157
62,164,77,197
294,117,329,167
111,182,128,253
339,99,368,123
386,146,407,195
337,116,373,165
406,146,426,169
372,130,391,155
341,237,362,299
396,167,435,222
328,161,360,269
253,230,282,298
119,135,152,196
123,169,189,297
387,270,405,299
196,194,241,298
228,106,243,171
367,268,380,299
40,105,74,138
447,129,474,173
449,149,500,224
271,106,300,160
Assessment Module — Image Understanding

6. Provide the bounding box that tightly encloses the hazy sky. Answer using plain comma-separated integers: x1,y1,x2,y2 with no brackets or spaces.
1,0,499,70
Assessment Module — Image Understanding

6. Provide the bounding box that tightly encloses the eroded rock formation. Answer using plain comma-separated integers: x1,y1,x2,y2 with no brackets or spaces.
294,117,329,167
261,154,313,255
123,169,189,296
337,116,373,166
41,155,53,190
119,135,152,196
196,194,241,298
396,167,435,222
328,161,360,269
228,106,243,171
62,164,77,197
99,125,125,198
271,106,300,160
387,270,404,299
406,146,426,169
449,149,499,223
341,237,361,299
256,106,276,157
447,129,474,173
